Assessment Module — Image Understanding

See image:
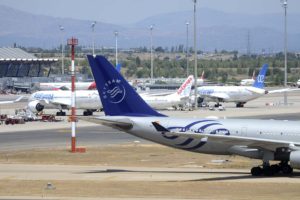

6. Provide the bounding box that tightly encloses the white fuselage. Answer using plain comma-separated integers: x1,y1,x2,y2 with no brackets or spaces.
108,116,300,158
28,90,102,110
197,86,264,103
240,79,255,86
38,82,95,90
140,93,185,109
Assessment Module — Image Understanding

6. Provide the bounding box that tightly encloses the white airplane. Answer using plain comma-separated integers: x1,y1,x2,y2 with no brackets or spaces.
0,96,23,104
197,64,299,107
38,81,96,91
28,90,101,116
240,70,255,86
139,75,194,110
28,75,193,115
83,55,300,177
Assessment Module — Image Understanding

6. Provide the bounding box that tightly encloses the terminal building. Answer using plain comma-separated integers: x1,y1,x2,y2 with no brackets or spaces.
0,47,59,92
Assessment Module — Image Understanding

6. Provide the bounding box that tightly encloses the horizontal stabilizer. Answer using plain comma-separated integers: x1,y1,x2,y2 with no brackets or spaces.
152,121,169,132
80,116,133,130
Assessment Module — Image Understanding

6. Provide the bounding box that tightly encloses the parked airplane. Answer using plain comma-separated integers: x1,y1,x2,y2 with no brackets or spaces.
240,70,255,86
28,90,101,116
28,73,192,115
84,55,300,176
197,64,298,107
139,75,194,110
38,81,96,91
0,96,23,104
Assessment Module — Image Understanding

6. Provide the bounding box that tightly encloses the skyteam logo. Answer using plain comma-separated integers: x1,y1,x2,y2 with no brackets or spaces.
102,79,126,104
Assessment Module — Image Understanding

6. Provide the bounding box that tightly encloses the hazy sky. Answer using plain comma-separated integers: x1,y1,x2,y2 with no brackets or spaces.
0,0,299,24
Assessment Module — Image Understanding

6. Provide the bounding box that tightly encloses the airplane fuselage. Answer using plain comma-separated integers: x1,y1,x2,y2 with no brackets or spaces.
29,90,102,110
108,116,300,159
198,86,264,103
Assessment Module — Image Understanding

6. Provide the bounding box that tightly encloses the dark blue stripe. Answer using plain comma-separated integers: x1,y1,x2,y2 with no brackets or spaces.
183,141,206,150
197,123,221,133
162,132,178,140
177,138,194,146
185,120,216,129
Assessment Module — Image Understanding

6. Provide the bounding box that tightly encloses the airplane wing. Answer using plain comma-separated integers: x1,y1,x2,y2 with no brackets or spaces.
48,99,71,107
206,92,230,100
152,122,300,151
80,116,133,130
268,88,300,94
0,96,24,104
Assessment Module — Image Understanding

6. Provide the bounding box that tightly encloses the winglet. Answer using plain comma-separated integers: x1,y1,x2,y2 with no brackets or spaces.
152,121,169,132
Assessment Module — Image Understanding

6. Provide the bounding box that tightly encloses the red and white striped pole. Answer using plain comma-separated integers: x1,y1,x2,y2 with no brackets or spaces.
67,37,78,153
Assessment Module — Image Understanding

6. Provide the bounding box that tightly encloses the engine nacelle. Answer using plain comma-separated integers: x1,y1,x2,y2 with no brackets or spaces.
290,151,300,169
28,100,44,113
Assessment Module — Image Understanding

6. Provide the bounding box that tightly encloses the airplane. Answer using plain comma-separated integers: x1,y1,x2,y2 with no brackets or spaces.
197,64,299,107
139,75,194,110
37,81,96,91
83,55,300,177
37,63,122,91
28,74,192,116
27,90,102,116
0,96,23,104
240,70,255,86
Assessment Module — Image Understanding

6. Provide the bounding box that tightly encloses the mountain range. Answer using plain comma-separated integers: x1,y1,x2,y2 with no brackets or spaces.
0,5,300,52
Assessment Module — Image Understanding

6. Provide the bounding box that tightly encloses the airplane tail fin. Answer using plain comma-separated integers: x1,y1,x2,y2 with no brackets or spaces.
176,75,194,97
88,81,96,90
116,63,122,73
252,64,268,89
200,71,205,79
252,70,256,80
87,55,165,117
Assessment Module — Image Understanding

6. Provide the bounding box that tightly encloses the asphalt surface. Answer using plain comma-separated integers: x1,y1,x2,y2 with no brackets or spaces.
0,125,142,151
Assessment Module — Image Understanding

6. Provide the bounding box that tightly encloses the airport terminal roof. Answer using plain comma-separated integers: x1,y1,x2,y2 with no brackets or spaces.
0,47,58,62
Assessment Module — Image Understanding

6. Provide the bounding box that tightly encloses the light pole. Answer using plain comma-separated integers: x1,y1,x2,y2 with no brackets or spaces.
281,0,288,105
193,0,198,110
59,25,64,75
91,21,96,56
114,31,118,66
149,24,154,81
186,21,190,77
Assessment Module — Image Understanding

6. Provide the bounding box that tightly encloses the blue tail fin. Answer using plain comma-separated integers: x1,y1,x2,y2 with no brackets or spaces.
252,64,268,88
87,55,165,117
116,63,122,73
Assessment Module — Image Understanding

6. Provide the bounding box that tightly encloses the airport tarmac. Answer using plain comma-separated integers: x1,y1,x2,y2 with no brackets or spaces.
0,91,299,199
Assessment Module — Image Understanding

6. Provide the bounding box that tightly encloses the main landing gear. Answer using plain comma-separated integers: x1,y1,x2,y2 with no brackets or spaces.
56,110,66,116
236,102,246,108
83,110,94,116
251,161,293,176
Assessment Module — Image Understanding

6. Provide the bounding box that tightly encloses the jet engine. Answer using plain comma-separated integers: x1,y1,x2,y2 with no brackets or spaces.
290,151,300,169
28,100,44,113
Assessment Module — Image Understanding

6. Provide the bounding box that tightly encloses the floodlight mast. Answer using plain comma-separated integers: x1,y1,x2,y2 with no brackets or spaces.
149,25,154,81
115,31,118,66
281,0,288,105
91,21,96,56
186,21,190,77
59,25,64,75
193,0,198,110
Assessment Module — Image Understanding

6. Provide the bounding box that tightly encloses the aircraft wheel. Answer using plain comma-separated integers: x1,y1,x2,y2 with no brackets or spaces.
281,164,293,174
270,164,281,174
251,166,263,176
263,166,276,176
